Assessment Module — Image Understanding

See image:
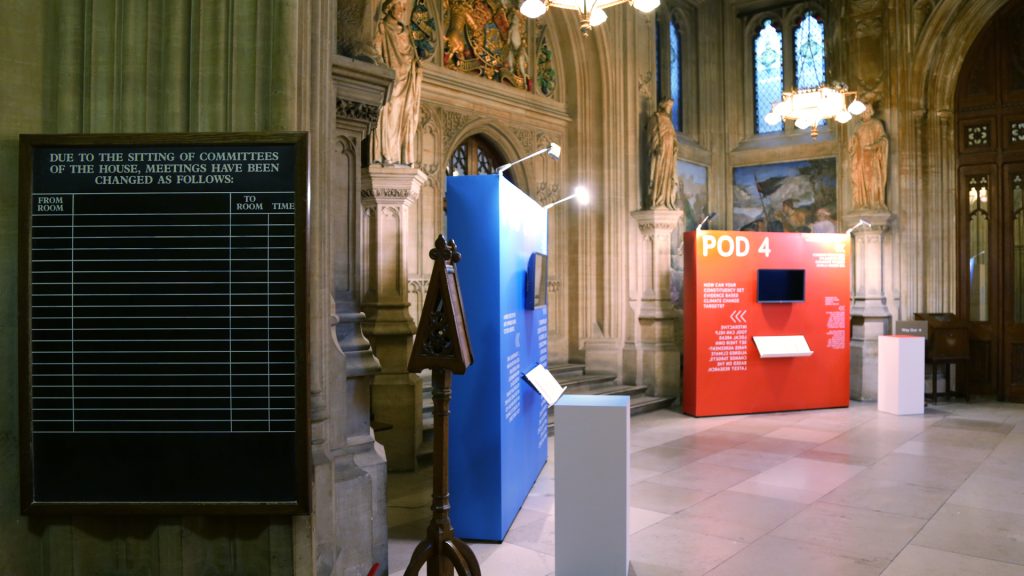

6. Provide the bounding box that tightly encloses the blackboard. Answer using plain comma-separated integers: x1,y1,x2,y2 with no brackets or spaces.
19,133,309,514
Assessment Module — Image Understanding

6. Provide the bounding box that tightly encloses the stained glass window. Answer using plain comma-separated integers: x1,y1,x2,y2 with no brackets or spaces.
670,18,682,131
794,12,825,90
448,144,468,176
754,20,783,134
476,145,494,174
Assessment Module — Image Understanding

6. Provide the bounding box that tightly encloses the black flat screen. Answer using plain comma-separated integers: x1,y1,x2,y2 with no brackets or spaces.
757,269,805,303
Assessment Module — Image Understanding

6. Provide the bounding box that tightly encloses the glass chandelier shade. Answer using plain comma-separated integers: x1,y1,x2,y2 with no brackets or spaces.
763,82,866,138
519,0,660,36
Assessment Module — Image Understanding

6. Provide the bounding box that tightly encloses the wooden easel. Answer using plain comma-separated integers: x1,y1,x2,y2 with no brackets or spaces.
404,235,480,576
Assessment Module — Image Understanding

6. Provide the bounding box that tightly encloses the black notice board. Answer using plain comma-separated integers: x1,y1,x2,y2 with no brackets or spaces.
19,133,310,514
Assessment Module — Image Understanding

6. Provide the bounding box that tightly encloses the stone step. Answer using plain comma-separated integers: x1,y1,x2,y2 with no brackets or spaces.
548,363,586,379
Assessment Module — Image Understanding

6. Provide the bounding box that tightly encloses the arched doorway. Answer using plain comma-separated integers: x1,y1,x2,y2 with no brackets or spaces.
956,0,1024,401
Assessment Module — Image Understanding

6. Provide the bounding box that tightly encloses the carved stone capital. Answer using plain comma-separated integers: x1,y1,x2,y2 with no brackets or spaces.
632,209,684,237
337,98,381,126
360,165,427,207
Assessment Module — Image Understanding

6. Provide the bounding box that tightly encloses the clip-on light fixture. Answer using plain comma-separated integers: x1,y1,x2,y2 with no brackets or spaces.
844,219,872,235
697,211,717,230
496,142,561,175
543,185,591,210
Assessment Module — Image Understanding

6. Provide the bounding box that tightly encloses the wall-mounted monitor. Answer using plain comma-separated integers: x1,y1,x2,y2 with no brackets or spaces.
757,268,805,303
526,252,548,309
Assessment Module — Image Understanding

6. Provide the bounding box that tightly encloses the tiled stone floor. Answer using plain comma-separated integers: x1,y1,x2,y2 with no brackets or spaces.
386,401,1024,575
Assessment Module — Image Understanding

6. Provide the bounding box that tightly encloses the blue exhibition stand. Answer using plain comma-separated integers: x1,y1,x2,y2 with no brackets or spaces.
446,174,549,541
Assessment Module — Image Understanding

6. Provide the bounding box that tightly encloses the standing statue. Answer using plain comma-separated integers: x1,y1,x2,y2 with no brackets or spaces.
338,0,383,63
647,99,679,210
848,101,889,210
371,0,423,166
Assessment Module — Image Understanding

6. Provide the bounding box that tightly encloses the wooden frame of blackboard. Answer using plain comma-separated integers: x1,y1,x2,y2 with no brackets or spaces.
19,132,310,514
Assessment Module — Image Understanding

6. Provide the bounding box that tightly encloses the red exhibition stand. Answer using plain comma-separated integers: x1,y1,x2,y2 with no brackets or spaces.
682,230,851,417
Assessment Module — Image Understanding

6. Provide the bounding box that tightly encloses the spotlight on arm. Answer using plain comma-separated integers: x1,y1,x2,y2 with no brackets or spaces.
496,142,561,175
697,211,717,230
844,219,872,235
544,185,591,210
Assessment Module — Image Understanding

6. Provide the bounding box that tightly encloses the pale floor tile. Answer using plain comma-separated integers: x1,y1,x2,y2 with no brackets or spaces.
946,472,1024,515
629,466,663,485
665,491,807,543
630,481,714,514
631,444,706,472
705,535,888,576
911,425,1009,449
881,544,1024,576
912,503,1024,565
764,425,843,444
629,506,670,535
645,461,757,493
726,481,825,504
656,429,760,453
476,541,555,576
771,502,927,561
504,514,555,557
820,474,954,520
386,402,1024,575
893,439,994,463
694,447,792,472
746,456,864,490
861,451,978,491
628,520,747,576
733,435,818,457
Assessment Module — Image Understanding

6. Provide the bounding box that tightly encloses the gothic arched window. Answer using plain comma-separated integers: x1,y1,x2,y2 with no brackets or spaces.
748,6,829,136
754,19,783,134
446,135,514,185
655,5,697,137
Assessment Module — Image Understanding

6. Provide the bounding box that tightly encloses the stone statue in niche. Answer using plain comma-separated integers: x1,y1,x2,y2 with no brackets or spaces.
647,99,678,210
338,0,382,63
371,0,423,166
848,99,889,210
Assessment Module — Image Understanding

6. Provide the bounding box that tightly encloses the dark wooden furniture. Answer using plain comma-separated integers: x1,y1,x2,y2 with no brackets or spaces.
404,235,479,576
914,313,971,402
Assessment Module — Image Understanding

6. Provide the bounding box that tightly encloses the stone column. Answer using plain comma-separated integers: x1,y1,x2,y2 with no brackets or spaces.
845,211,894,401
630,209,683,399
361,165,426,471
318,55,393,576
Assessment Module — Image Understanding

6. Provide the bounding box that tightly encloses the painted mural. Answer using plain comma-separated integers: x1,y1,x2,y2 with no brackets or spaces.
670,160,709,308
732,158,837,234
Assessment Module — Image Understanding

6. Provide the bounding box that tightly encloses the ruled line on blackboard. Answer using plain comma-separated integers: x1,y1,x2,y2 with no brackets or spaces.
31,258,295,262
32,190,296,196
31,430,296,434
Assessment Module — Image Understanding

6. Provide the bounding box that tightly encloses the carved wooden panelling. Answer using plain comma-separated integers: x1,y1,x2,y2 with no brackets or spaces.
960,119,994,153
1008,116,1024,149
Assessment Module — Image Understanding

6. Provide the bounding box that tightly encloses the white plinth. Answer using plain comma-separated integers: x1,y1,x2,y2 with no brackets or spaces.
555,395,630,576
877,335,925,415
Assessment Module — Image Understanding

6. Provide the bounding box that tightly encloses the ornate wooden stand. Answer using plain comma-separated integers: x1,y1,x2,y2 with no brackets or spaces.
404,235,480,576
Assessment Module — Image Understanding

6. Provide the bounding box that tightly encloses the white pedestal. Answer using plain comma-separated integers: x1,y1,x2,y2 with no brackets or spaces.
555,395,630,576
877,335,925,415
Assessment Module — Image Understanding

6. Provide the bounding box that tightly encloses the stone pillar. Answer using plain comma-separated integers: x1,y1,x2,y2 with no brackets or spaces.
630,209,683,399
319,55,393,576
845,211,894,401
361,165,426,471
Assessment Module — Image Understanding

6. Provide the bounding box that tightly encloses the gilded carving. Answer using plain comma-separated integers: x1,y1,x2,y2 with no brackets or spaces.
537,25,557,97
411,0,437,60
443,0,531,90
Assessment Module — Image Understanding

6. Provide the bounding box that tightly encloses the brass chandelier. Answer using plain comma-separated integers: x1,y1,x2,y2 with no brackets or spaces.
519,0,661,36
